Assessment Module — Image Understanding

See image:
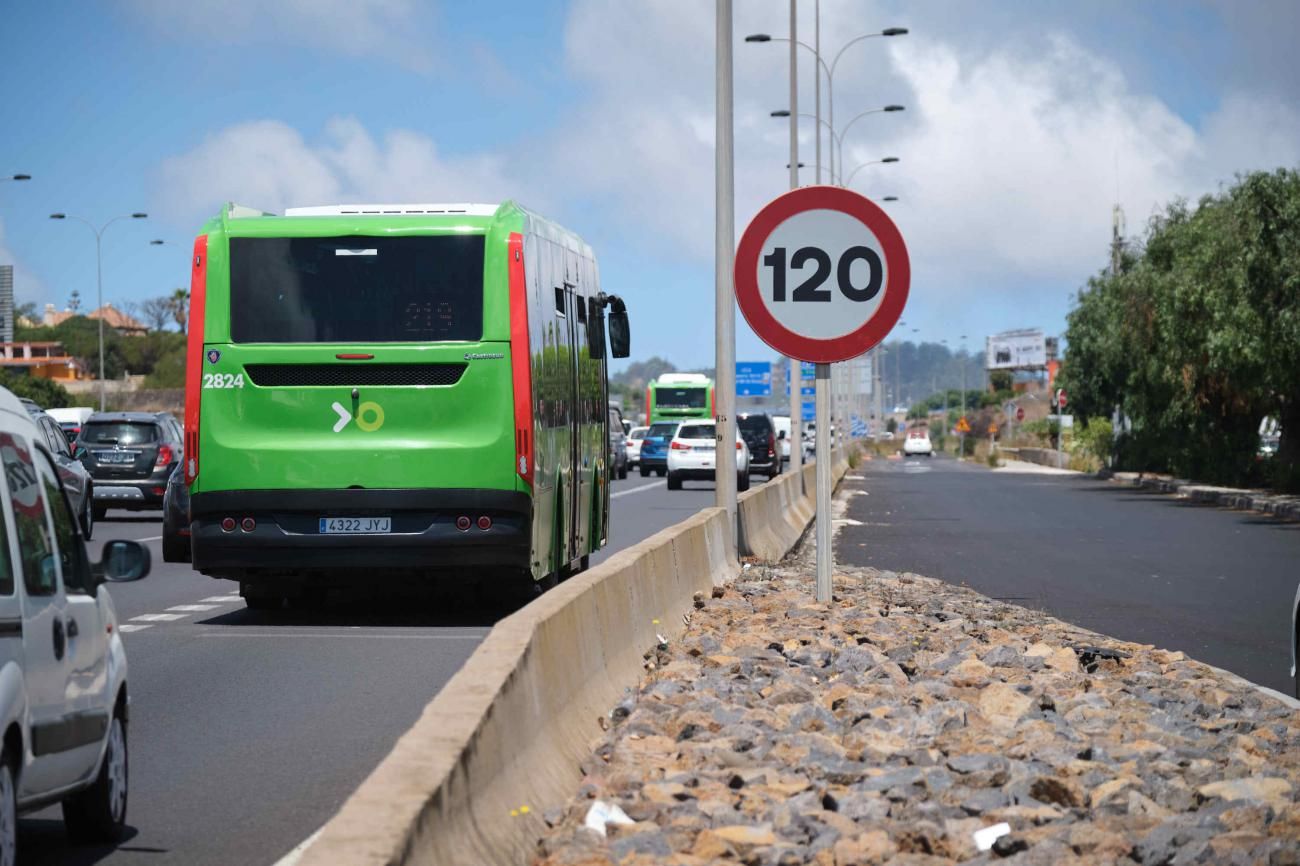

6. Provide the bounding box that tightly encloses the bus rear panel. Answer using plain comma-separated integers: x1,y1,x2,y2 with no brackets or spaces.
185,202,611,591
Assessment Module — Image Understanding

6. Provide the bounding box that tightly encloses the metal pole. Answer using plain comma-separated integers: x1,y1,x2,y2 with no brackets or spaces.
814,0,821,184
715,0,737,542
786,0,803,482
815,363,832,601
95,232,105,412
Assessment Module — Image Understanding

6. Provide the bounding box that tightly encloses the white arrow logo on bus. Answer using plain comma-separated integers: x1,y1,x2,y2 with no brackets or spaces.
331,402,352,433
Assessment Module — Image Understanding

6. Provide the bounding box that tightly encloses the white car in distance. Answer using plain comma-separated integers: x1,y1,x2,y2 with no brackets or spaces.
903,427,934,457
625,426,648,467
666,422,750,492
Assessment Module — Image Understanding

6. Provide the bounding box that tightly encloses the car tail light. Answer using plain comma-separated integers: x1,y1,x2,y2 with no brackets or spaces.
155,444,174,469
240,517,256,532
152,486,166,496
477,516,492,530
220,517,236,532
507,232,534,488
736,441,744,450
769,434,776,454
670,441,689,450
456,516,471,531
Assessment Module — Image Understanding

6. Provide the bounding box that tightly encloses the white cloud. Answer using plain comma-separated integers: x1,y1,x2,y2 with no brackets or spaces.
156,117,519,221
123,0,435,71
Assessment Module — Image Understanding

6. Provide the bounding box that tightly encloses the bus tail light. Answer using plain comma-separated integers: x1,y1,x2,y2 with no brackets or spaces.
220,517,236,532
456,516,471,531
477,516,492,530
183,234,208,484
507,232,534,487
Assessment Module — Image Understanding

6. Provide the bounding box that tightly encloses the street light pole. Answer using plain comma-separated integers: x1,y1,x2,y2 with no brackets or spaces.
715,0,737,542
50,211,148,411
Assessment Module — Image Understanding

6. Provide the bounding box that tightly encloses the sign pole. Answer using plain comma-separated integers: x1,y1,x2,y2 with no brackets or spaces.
715,0,737,542
815,362,832,601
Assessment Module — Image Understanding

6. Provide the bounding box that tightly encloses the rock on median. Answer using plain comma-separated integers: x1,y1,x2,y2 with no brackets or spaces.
532,563,1300,865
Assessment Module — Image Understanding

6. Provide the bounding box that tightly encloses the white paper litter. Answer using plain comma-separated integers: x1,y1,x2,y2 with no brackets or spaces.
973,822,1011,851
583,800,635,837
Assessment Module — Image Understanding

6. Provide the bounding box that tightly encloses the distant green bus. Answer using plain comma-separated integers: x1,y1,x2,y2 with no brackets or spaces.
184,202,630,607
646,373,713,423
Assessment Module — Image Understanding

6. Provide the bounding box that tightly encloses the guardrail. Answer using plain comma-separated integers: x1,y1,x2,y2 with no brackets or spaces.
300,451,852,865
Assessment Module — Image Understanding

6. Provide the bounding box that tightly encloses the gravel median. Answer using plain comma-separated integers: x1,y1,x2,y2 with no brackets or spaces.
532,555,1300,865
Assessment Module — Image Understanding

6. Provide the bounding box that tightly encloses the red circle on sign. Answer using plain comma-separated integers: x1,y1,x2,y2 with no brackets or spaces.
735,186,910,364
1016,406,1025,422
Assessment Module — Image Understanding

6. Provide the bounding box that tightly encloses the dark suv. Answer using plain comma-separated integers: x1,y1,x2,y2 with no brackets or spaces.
738,412,781,480
76,412,184,519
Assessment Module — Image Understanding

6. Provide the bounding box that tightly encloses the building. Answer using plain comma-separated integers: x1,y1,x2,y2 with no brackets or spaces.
42,303,148,337
0,341,90,381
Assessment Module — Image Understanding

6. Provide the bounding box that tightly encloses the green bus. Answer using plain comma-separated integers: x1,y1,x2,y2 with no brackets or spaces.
183,201,630,607
646,373,713,423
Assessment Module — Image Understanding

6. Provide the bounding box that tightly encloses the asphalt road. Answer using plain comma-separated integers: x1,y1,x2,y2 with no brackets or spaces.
836,455,1300,695
18,470,727,866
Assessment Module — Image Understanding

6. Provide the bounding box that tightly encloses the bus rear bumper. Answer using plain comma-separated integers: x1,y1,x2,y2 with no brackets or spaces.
189,488,531,574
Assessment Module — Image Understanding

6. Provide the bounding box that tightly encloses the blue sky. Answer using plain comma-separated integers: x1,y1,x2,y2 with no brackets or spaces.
2,0,1298,372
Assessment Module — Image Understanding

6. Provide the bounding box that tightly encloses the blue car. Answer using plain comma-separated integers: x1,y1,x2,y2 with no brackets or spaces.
637,421,682,477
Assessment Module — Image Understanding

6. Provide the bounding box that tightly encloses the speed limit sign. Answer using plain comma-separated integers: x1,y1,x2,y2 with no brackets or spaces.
735,186,910,363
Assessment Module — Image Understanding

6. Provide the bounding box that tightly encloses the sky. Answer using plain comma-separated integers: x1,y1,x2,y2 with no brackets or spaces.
2,0,1298,372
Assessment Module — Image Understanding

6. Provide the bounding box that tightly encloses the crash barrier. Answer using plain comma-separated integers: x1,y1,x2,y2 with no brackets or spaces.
1000,446,1066,468
299,506,736,866
739,447,851,562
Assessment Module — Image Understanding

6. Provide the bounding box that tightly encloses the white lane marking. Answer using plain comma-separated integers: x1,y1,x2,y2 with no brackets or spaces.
118,624,153,633
202,595,244,603
167,604,219,612
198,632,486,640
130,613,188,622
137,535,162,542
611,480,665,499
274,826,324,866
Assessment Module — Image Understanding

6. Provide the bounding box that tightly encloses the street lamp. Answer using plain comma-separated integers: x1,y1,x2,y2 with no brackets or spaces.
881,196,899,202
746,26,907,183
49,211,148,411
843,156,899,189
2,174,31,182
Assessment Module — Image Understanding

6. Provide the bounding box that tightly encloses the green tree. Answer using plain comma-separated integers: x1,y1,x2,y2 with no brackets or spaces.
1060,168,1300,490
0,370,71,409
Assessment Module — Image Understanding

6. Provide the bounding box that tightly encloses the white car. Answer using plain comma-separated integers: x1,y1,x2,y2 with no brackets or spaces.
903,427,934,456
1291,581,1300,698
666,422,750,492
625,426,648,467
0,387,151,856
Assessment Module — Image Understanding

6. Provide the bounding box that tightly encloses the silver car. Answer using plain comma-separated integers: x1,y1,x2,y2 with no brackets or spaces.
20,399,96,539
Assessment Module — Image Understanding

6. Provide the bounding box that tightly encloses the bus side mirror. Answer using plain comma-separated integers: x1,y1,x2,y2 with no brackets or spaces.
587,298,606,361
608,309,630,359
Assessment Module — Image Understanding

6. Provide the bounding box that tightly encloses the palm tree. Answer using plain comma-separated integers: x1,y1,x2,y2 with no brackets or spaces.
169,288,189,333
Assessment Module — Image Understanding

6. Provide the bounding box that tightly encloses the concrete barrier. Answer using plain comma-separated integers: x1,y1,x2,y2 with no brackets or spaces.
738,450,853,562
300,507,736,866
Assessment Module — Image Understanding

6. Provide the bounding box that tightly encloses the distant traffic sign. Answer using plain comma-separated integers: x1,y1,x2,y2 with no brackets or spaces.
955,417,971,434
735,361,772,396
1056,388,1068,409
735,186,910,363
1016,406,1025,422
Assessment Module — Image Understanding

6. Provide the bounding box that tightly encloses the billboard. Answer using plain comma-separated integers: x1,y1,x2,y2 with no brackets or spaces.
986,329,1046,369
735,361,772,396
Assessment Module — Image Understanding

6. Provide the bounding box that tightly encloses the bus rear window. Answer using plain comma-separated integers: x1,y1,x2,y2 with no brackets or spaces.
229,235,485,343
657,388,707,409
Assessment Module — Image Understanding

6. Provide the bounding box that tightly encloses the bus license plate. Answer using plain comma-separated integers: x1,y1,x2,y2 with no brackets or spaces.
319,517,391,534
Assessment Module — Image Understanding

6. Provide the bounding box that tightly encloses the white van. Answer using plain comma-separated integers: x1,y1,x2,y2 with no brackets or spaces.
0,387,150,855
44,407,95,446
